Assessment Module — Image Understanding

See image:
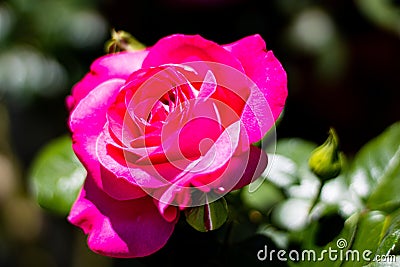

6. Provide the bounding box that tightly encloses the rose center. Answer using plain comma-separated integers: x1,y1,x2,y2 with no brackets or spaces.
199,138,214,156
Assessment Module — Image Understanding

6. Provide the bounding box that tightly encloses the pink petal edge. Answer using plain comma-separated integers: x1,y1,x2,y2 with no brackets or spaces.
68,175,177,258
224,34,288,143
68,50,148,111
142,34,244,72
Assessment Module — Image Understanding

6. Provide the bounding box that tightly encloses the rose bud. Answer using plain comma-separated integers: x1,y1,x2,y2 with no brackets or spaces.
309,128,343,181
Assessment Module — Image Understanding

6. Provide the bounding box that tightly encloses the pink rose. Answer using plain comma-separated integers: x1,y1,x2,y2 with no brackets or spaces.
67,34,287,258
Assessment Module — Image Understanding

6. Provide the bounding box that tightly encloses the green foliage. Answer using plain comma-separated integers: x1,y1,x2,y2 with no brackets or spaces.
350,122,400,210
185,197,229,232
226,122,400,266
355,0,400,36
29,135,86,216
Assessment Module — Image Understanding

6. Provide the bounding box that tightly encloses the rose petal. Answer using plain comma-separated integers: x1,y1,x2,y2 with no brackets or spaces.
96,129,147,200
142,34,244,72
151,121,241,208
69,79,125,192
187,120,241,174
106,89,140,147
68,50,148,110
192,145,267,191
230,145,268,190
155,139,266,210
197,70,217,100
68,175,177,258
223,34,288,142
153,198,179,223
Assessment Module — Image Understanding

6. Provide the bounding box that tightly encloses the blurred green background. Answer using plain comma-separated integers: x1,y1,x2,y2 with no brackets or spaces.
0,0,399,266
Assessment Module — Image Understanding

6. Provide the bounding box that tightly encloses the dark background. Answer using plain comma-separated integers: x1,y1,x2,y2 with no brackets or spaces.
100,0,400,154
0,0,399,266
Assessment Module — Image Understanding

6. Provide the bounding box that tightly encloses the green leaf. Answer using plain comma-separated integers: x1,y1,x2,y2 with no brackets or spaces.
355,0,400,36
29,135,86,215
302,210,400,267
360,210,400,266
349,122,400,208
241,180,284,213
363,256,400,267
370,211,400,265
342,211,387,267
376,228,400,257
185,197,228,232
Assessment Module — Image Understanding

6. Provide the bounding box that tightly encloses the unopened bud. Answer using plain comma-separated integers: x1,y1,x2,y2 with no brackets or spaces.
184,197,228,232
105,29,145,53
309,128,343,181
